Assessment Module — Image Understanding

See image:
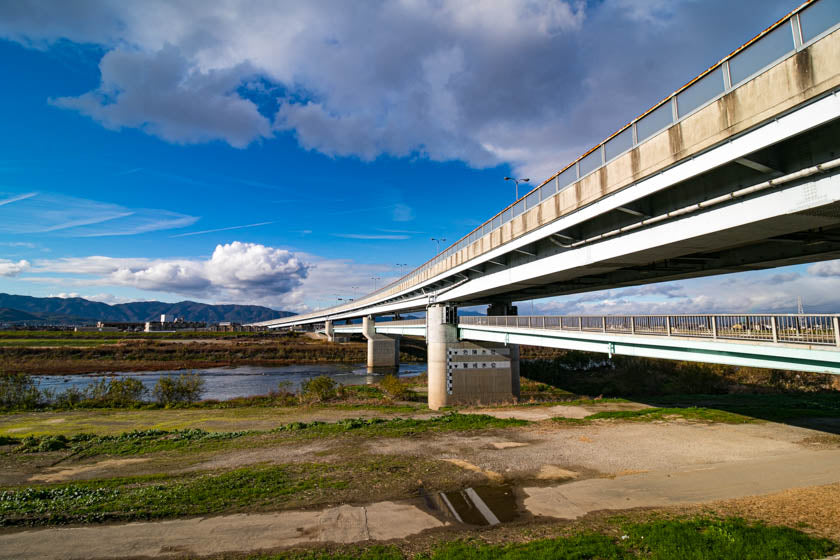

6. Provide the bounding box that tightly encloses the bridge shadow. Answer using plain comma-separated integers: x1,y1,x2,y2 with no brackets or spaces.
520,352,840,436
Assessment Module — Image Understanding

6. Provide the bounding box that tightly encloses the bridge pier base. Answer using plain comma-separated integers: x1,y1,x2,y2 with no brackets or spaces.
324,320,335,342
487,302,521,399
363,315,400,373
427,304,519,410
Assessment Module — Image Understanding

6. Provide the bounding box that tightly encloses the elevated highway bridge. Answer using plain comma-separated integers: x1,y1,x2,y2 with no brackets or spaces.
254,0,840,408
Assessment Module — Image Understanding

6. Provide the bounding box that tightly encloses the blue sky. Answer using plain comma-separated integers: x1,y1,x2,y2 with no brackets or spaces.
0,0,837,314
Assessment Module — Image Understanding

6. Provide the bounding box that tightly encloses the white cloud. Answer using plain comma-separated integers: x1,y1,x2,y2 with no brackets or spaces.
0,259,30,277
25,242,398,311
0,192,198,237
809,261,840,277
33,242,308,302
2,0,794,181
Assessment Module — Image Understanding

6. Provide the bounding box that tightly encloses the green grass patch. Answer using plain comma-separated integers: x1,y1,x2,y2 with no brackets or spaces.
0,464,346,525
586,407,756,424
271,413,528,440
646,393,840,422
248,517,836,559
2,414,527,457
622,517,836,559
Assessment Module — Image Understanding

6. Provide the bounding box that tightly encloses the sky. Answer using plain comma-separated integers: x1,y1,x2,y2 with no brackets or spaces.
0,0,838,314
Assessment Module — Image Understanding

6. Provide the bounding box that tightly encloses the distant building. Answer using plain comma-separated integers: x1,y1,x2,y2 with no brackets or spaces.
145,319,206,332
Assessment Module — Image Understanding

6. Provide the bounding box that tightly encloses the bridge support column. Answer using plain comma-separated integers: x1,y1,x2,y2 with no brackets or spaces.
487,302,521,400
427,303,518,410
363,315,400,373
324,320,335,342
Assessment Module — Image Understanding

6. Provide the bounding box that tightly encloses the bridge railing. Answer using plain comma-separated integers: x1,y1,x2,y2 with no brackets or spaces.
459,314,840,347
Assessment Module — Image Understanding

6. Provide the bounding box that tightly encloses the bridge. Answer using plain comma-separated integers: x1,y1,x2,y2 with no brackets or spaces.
254,0,840,409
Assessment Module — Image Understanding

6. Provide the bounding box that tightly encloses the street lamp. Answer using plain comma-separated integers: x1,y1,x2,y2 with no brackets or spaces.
504,176,530,199
430,237,446,254
351,286,359,298
395,263,408,277
371,276,381,291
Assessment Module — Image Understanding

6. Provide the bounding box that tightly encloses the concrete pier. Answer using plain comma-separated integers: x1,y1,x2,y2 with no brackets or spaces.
487,302,521,399
427,304,519,410
324,320,335,342
363,315,400,372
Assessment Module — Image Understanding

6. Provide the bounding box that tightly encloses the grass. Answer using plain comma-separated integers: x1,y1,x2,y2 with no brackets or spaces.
645,393,840,423
549,406,757,425
1,413,529,458
0,463,346,525
244,518,836,559
586,407,757,423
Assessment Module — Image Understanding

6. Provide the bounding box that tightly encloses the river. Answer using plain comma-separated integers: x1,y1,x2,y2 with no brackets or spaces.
33,363,427,401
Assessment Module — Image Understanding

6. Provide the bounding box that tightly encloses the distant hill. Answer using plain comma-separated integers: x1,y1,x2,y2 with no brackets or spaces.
0,307,43,322
0,294,295,324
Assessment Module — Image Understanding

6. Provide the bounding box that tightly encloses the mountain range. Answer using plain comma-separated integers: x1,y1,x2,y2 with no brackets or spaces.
0,293,294,324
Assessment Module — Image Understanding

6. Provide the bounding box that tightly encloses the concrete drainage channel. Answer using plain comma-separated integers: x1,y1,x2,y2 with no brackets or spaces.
422,484,521,527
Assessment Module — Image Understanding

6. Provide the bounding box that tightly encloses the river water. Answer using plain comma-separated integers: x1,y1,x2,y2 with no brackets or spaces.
33,363,427,401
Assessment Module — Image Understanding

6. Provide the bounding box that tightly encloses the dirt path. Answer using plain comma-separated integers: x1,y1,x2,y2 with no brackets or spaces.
0,501,444,560
524,448,840,519
3,449,839,559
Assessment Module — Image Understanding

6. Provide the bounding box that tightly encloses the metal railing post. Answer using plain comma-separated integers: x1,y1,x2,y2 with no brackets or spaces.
711,316,717,340
666,316,672,336
771,316,778,343
834,316,840,348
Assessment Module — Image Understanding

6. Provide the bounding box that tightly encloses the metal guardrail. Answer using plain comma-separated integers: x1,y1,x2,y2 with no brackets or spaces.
459,314,840,347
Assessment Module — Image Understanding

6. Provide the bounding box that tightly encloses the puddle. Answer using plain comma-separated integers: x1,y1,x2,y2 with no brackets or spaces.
436,485,519,526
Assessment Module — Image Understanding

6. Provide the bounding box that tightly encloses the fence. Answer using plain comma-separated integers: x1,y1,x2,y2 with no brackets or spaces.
459,314,840,347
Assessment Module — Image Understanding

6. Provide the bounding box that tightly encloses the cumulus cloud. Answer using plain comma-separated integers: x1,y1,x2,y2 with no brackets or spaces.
0,259,30,277
0,0,797,179
32,242,310,303
51,45,271,148
809,261,840,277
25,242,399,311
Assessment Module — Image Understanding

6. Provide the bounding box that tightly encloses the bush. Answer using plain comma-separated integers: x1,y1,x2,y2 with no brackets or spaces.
53,386,86,408
152,373,205,405
300,375,338,402
380,374,410,401
0,373,44,410
86,377,147,407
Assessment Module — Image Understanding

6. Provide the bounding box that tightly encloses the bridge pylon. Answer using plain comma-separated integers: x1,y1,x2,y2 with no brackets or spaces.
427,303,520,410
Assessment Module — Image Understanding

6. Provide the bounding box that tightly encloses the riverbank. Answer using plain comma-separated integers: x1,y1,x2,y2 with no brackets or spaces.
1,395,838,559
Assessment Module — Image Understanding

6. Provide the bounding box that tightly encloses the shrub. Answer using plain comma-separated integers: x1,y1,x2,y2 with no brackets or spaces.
0,373,44,410
300,375,338,402
380,374,410,401
86,377,147,407
152,373,205,405
53,387,86,408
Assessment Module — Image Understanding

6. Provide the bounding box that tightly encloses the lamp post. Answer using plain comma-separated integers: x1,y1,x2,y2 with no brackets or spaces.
430,237,446,254
351,286,359,298
371,276,381,291
395,263,408,277
504,176,530,199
